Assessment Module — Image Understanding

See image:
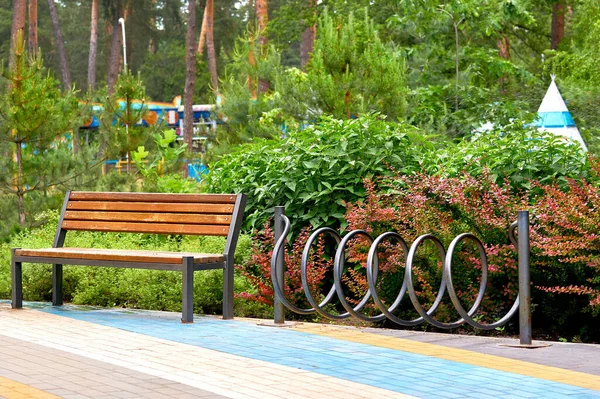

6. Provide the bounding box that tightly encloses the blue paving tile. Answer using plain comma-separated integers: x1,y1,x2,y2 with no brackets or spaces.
35,305,600,399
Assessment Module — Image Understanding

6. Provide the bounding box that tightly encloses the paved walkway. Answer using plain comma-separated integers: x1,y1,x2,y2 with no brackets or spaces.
360,327,600,375
0,302,599,399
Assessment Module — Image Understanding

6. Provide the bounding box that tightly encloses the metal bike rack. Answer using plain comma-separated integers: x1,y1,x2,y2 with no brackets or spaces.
271,206,534,346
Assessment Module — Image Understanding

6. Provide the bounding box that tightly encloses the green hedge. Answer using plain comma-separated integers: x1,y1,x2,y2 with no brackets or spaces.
206,115,434,232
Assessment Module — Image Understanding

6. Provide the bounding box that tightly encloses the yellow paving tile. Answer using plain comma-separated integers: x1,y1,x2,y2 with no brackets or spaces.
0,377,60,399
291,322,600,392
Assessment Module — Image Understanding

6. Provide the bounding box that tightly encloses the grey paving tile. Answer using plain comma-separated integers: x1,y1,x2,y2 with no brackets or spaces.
363,326,600,376
0,335,228,399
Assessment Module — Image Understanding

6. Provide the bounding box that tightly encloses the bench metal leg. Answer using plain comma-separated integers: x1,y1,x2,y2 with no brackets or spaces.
181,257,194,323
52,264,63,306
223,256,234,319
11,248,22,309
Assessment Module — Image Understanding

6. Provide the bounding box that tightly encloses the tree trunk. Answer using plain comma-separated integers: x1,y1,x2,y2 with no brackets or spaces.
9,0,27,68
47,0,71,90
206,0,218,91
256,0,269,94
197,2,208,55
498,35,510,60
300,0,316,69
87,0,99,91
551,1,565,50
72,128,79,155
453,19,460,112
256,0,268,48
183,0,197,158
28,0,38,56
15,139,25,226
497,35,510,94
13,43,25,226
248,33,257,99
107,0,123,95
148,0,156,53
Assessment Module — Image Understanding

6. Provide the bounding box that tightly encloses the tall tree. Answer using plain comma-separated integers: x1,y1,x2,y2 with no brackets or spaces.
255,0,269,93
206,0,218,91
498,35,510,60
551,0,566,49
87,0,99,90
183,0,197,154
497,34,510,94
300,0,316,69
27,0,37,56
256,0,268,48
107,0,123,95
47,0,71,90
9,0,26,68
0,34,79,226
197,2,208,55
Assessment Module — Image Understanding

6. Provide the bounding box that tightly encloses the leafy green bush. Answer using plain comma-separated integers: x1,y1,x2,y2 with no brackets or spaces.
205,115,435,232
0,211,257,316
421,125,591,190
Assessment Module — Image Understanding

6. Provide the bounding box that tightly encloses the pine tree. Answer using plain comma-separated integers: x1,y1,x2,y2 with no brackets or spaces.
98,71,150,163
0,33,80,227
295,9,407,120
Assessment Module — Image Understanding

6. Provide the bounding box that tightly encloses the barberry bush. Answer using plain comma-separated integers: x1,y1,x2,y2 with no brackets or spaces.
238,168,600,341
236,222,332,312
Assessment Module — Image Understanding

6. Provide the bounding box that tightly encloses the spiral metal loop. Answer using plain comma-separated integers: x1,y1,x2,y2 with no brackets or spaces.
272,215,522,330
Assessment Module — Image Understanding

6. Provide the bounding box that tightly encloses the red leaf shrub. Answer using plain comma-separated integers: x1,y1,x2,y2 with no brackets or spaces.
344,171,525,324
239,168,600,340
344,171,600,339
236,222,332,309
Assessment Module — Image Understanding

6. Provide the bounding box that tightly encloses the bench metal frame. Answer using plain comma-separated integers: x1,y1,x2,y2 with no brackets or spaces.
11,191,247,323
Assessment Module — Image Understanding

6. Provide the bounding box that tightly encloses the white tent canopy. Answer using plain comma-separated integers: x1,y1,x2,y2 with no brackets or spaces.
534,75,587,151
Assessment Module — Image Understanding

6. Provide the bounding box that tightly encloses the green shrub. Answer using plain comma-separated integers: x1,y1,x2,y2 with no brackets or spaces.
205,115,435,232
422,125,591,190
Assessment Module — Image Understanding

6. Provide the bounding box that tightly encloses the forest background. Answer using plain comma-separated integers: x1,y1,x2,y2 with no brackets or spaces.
0,0,598,144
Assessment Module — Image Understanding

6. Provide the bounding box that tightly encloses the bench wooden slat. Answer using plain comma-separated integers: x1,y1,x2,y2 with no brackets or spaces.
61,220,230,236
69,192,237,204
15,248,224,264
64,211,231,225
66,201,235,214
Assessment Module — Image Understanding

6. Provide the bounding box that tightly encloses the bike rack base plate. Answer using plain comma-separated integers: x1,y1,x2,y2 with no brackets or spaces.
499,343,552,349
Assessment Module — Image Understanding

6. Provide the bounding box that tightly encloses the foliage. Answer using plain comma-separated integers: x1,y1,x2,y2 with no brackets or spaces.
207,113,592,234
237,222,331,311
131,129,199,193
211,33,285,155
407,84,534,138
0,35,89,232
386,0,538,137
0,210,256,315
421,124,591,190
140,41,212,103
205,115,434,232
340,171,599,340
531,168,600,320
341,172,525,327
212,9,409,156
97,71,152,160
295,8,407,120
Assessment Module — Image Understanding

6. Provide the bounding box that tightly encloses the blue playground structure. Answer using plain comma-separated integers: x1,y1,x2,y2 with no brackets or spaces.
83,96,216,181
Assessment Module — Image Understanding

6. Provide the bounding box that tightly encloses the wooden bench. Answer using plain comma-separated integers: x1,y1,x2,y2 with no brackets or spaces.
11,191,247,323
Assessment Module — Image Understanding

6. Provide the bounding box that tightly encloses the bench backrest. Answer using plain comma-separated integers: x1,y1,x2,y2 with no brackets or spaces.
55,192,247,255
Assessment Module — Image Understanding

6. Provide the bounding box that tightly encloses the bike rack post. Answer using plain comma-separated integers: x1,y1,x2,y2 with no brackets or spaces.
518,210,532,345
273,206,286,324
